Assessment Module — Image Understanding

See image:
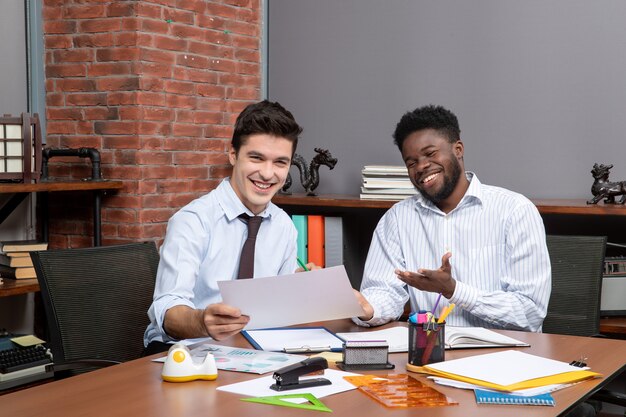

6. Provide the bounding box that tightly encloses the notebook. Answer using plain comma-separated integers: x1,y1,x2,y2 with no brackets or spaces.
474,389,555,406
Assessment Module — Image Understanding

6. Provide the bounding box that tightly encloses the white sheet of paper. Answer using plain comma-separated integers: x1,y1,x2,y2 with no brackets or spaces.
218,265,364,330
216,368,359,401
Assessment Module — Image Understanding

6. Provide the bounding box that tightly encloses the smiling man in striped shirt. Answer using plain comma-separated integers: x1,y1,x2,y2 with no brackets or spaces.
354,105,551,332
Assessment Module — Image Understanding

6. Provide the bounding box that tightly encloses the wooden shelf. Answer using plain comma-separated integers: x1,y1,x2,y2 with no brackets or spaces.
274,194,626,215
0,180,123,194
0,279,39,297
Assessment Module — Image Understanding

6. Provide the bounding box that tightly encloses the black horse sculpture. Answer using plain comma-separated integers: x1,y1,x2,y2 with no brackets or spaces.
587,163,626,204
282,148,337,196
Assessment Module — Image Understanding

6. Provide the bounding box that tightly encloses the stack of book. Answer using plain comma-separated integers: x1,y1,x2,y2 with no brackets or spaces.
0,240,48,280
360,165,417,201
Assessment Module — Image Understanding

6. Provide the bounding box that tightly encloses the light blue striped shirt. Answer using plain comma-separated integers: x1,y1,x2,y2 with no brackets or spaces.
358,173,551,332
144,178,298,345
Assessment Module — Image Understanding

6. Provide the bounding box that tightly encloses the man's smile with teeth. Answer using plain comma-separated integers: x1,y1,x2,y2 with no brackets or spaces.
252,180,273,189
421,172,439,184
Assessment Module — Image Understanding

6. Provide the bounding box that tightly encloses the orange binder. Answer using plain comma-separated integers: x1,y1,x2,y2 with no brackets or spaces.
307,215,325,267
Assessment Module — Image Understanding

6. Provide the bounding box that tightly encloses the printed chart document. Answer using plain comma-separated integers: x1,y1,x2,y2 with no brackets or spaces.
218,265,364,330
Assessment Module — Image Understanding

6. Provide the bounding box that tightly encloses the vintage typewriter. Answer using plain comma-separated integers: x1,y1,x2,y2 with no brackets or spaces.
0,333,53,390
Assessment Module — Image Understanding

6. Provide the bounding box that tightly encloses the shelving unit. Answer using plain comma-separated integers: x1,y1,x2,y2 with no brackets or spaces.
273,194,626,337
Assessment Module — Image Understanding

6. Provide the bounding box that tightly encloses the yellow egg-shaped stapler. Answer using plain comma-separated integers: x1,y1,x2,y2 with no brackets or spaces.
161,343,218,382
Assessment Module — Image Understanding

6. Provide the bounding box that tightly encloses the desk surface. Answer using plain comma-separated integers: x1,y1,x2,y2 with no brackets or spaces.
3,321,626,417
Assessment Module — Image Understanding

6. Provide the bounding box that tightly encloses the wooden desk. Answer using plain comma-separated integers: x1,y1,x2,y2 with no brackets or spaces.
3,321,626,417
0,180,123,246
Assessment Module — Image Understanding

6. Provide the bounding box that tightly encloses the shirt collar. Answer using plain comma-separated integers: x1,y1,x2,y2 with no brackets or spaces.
413,171,483,214
216,178,276,221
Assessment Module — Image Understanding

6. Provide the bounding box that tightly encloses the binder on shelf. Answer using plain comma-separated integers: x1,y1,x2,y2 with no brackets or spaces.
291,215,308,264
307,215,325,267
324,216,343,267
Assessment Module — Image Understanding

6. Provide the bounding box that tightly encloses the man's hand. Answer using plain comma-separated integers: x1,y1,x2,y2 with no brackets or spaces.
353,289,374,321
202,303,250,340
295,262,322,272
395,252,456,298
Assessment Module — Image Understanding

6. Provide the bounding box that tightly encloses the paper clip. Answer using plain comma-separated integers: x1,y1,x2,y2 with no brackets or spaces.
569,356,588,368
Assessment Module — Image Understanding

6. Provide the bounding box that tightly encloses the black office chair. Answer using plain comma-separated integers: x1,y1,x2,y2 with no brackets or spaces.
31,242,159,376
544,235,626,414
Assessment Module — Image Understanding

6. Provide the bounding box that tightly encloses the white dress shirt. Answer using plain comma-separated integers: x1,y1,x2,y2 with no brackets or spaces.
144,178,298,345
357,173,551,332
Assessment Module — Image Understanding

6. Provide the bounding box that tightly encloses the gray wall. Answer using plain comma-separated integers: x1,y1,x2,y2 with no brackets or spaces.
268,1,626,199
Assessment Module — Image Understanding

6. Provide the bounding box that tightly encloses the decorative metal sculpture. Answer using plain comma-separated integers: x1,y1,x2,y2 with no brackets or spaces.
282,148,337,196
587,163,626,204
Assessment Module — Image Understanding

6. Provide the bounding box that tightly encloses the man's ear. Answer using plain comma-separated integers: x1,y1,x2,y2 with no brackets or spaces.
453,140,464,160
228,144,237,166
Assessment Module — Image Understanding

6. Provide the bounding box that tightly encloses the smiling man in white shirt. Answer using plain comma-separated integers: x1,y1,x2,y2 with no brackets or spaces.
144,101,314,354
354,105,551,332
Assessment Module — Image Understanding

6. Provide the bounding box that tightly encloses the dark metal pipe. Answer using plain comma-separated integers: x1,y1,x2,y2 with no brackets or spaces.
42,147,101,180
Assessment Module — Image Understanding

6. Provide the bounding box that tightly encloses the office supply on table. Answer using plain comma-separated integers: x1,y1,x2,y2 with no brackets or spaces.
438,304,455,324
474,389,555,406
161,344,218,383
218,265,364,329
444,326,530,349
217,368,359,399
428,376,576,396
242,393,332,412
414,350,601,392
297,256,309,271
243,327,344,353
270,357,331,391
336,326,409,353
409,321,445,366
336,341,394,371
154,343,305,374
344,374,458,408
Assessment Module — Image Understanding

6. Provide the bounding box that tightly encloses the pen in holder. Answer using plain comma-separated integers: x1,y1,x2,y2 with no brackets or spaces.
408,320,445,366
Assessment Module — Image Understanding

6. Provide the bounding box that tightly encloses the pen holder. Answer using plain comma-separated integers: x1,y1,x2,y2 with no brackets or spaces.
408,321,445,366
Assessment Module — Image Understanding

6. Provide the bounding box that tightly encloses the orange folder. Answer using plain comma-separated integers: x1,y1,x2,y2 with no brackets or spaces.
307,215,325,268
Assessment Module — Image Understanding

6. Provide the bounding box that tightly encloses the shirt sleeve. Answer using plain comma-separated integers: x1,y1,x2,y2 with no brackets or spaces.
148,210,207,342
355,209,409,326
449,202,551,331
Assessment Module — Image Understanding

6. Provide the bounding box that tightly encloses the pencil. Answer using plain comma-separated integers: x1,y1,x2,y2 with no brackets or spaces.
297,257,310,271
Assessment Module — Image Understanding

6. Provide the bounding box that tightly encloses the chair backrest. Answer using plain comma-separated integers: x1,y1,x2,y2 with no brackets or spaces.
31,242,159,365
543,235,606,336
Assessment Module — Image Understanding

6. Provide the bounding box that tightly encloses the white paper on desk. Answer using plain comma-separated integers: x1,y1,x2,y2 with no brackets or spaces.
218,265,364,330
428,376,577,396
217,368,359,401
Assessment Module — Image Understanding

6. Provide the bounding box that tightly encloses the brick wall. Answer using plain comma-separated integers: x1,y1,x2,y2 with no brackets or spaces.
43,0,262,248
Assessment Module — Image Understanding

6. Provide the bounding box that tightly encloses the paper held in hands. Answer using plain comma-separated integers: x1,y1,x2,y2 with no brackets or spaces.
218,265,364,330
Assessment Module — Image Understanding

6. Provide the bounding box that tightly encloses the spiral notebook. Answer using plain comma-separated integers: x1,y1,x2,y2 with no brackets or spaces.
474,389,555,406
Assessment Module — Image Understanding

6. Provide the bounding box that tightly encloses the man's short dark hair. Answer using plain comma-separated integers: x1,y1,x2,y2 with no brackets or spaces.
393,105,461,152
231,100,302,154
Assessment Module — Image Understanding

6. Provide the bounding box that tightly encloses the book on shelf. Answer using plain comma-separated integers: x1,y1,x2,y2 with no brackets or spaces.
307,215,325,267
291,215,308,264
362,165,409,175
324,216,344,267
0,264,37,280
445,327,530,349
0,240,48,253
362,178,414,188
360,187,417,195
359,193,413,201
0,254,33,268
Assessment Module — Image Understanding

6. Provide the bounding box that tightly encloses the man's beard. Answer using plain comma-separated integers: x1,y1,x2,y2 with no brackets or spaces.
418,158,462,205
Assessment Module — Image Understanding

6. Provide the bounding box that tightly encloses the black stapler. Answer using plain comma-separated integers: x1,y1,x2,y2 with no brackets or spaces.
270,357,331,391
